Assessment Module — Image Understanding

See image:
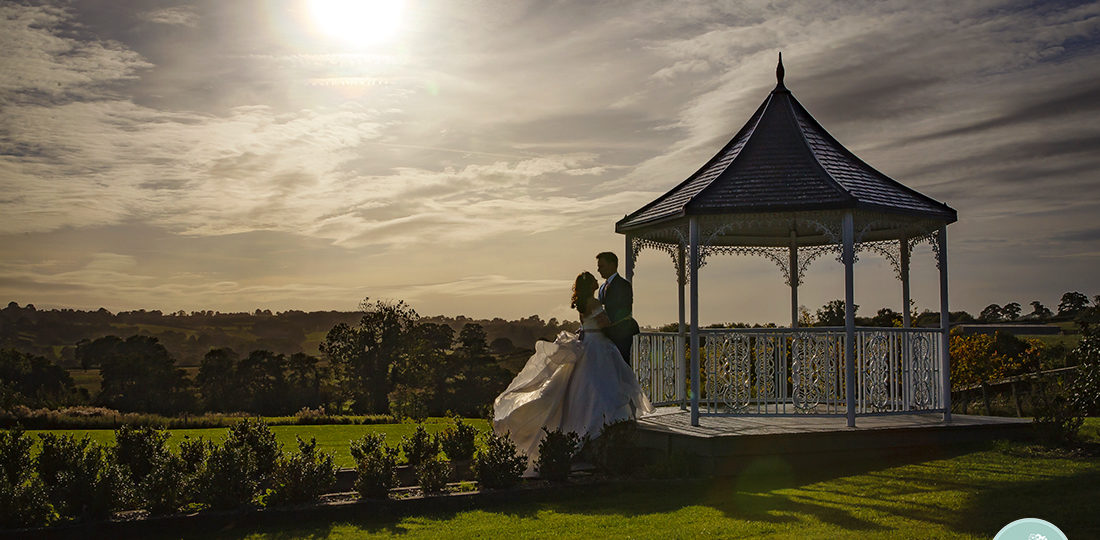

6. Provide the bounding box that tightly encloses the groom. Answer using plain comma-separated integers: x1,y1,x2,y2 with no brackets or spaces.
596,251,640,364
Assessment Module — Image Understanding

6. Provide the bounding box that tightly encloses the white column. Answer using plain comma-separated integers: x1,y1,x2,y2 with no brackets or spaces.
689,217,701,427
901,237,911,329
678,242,687,411
938,225,952,422
790,229,799,328
843,212,856,427
625,234,634,282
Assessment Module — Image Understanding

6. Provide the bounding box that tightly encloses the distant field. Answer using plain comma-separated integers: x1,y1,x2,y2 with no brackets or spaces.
68,366,202,395
27,419,491,468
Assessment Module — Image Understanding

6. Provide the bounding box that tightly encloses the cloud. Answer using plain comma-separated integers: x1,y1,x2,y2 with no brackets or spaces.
0,3,151,105
138,6,199,27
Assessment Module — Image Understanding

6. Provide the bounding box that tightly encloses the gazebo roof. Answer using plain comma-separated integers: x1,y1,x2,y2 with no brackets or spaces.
616,56,957,235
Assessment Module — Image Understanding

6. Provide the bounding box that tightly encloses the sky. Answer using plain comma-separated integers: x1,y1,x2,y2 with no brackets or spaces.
1,0,1098,326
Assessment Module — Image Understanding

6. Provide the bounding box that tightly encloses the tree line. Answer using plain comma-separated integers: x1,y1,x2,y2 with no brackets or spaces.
2,299,519,418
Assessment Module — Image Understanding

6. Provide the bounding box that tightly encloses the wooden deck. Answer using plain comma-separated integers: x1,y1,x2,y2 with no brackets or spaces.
635,407,1034,475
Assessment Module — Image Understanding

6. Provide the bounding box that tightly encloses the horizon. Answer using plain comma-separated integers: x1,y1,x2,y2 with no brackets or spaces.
2,1,1098,327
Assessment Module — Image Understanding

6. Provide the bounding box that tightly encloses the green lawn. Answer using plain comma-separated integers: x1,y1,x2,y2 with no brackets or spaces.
28,419,490,468
204,419,1099,540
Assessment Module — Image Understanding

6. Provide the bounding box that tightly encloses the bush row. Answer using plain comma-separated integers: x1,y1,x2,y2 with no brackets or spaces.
0,417,522,530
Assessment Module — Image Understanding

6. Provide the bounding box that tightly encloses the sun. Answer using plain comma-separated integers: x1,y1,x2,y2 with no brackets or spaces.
308,0,405,48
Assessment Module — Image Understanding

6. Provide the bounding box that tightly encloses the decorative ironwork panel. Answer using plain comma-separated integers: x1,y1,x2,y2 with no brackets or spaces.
909,332,937,410
861,332,892,411
708,333,752,412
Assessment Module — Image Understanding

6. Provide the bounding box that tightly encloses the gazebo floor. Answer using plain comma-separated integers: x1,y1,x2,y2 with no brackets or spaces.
635,407,1033,476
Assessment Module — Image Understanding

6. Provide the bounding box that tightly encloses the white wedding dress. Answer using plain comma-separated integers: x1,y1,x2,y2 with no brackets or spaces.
492,304,654,475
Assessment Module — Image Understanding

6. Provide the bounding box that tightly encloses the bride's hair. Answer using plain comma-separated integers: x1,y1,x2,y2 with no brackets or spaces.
571,271,599,314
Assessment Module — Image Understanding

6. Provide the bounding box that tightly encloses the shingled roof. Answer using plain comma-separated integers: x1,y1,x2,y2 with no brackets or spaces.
616,55,957,233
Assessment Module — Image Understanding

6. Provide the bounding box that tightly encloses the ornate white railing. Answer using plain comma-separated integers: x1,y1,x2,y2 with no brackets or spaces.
632,327,943,416
631,332,685,407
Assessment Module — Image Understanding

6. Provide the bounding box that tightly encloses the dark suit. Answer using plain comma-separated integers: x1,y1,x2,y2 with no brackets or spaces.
600,274,640,364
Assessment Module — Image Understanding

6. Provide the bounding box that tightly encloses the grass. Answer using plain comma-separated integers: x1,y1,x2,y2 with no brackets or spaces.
181,419,1099,540
26,419,491,468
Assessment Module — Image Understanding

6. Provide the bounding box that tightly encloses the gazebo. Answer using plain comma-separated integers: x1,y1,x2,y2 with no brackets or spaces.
618,55,957,427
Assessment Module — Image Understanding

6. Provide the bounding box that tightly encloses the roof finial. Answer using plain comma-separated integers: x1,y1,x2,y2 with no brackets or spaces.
776,52,785,88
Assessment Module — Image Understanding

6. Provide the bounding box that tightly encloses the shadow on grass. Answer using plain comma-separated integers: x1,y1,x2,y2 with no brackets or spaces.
129,437,1100,539
189,442,996,539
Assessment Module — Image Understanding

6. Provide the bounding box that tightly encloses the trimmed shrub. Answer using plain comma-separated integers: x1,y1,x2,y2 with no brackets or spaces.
593,419,641,476
472,431,525,489
178,436,210,474
535,427,580,482
415,454,452,495
350,432,386,463
439,417,478,461
399,423,439,467
225,418,281,485
0,427,56,528
35,433,132,520
267,436,337,506
354,439,399,500
193,440,258,510
139,453,186,515
114,424,170,484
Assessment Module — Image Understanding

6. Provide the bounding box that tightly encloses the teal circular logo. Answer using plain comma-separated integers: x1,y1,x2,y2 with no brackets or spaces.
993,518,1068,540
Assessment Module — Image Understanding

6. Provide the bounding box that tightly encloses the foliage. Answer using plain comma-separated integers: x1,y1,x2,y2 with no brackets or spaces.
1002,302,1022,321
0,427,56,528
439,417,478,461
178,435,212,475
472,431,525,489
35,432,132,520
113,424,170,483
535,427,580,482
814,300,856,327
949,331,1041,387
1057,291,1090,317
78,335,194,415
979,304,1003,322
0,349,78,409
321,298,419,414
193,439,258,510
353,436,399,500
266,436,337,506
415,454,452,495
388,384,432,423
139,452,187,515
1032,377,1084,445
592,419,641,476
113,424,187,514
1069,327,1100,416
225,418,281,485
399,423,440,467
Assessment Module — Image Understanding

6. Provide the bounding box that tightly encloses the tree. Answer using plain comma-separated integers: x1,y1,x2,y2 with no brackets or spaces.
320,298,418,413
236,350,289,415
1058,291,1090,317
1027,301,1053,321
440,323,511,417
979,304,1002,322
87,335,193,414
196,348,240,412
870,308,901,327
1002,302,1022,321
815,300,856,327
0,349,76,408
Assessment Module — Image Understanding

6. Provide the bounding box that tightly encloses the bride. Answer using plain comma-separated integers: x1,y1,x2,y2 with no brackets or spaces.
492,271,654,475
